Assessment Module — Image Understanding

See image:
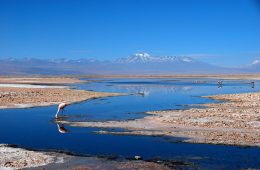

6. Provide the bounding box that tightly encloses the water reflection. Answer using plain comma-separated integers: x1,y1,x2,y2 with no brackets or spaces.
251,81,255,88
57,123,69,133
114,84,194,95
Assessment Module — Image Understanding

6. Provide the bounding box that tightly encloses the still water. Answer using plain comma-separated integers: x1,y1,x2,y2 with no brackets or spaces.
0,78,259,169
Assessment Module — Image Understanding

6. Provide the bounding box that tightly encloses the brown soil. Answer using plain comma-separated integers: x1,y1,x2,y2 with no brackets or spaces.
0,144,56,169
0,87,120,109
0,77,120,109
0,145,171,170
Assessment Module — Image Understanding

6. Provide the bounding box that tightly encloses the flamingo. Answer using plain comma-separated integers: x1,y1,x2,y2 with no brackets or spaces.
55,102,68,118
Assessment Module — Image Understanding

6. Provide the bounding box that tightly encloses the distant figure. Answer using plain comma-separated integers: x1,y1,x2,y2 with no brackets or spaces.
218,81,223,88
138,90,150,97
57,123,68,133
55,102,68,118
251,81,255,88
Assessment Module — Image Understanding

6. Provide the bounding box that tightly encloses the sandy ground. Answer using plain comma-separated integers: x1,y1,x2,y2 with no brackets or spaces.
0,145,172,170
58,92,260,146
0,84,67,88
0,144,58,169
0,87,120,109
0,77,120,109
0,77,85,85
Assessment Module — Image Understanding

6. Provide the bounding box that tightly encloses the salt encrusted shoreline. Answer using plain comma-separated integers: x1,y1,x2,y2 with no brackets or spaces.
0,87,120,109
0,77,85,85
0,145,172,170
0,77,120,109
0,144,59,169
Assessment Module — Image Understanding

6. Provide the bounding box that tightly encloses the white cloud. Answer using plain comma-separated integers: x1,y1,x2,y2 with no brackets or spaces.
252,60,260,65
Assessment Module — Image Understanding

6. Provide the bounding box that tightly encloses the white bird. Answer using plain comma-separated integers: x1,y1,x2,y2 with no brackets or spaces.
55,102,68,118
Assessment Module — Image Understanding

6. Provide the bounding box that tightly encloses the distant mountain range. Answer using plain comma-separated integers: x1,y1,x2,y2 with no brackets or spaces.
0,53,259,75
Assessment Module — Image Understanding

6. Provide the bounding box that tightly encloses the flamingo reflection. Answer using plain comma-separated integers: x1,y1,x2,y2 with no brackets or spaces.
57,123,69,133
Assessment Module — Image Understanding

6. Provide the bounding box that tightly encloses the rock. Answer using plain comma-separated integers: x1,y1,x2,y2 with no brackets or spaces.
135,155,142,160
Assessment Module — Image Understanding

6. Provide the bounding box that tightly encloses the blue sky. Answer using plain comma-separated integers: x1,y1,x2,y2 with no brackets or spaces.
0,0,260,66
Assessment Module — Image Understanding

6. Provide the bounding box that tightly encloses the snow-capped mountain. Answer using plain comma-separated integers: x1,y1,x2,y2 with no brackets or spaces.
116,53,195,63
117,53,152,63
